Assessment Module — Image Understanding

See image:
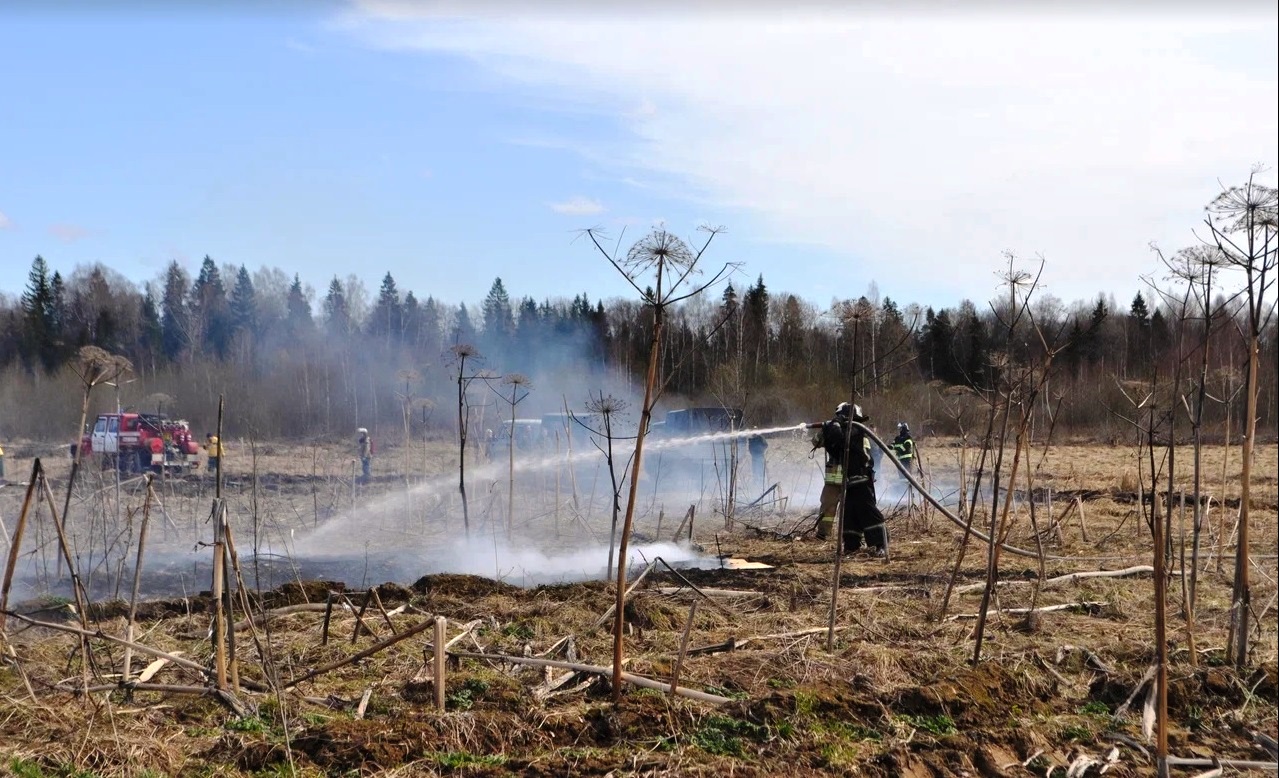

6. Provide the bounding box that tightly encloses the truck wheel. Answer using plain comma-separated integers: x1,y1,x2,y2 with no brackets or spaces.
138,450,150,474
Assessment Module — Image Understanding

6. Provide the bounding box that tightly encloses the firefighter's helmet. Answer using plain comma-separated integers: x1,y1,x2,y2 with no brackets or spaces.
357,427,368,435
898,422,910,434
835,402,866,421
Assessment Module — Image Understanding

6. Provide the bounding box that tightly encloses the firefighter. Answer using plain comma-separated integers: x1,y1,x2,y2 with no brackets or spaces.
840,403,887,557
748,431,768,488
807,404,849,540
0,439,5,481
205,433,223,476
357,428,373,481
892,422,918,473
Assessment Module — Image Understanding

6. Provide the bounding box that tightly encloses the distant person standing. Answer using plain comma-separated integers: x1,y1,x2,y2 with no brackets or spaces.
748,432,768,488
357,428,373,481
0,439,6,482
892,422,920,476
205,433,223,476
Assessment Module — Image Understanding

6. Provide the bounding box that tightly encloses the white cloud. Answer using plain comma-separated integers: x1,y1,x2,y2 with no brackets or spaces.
0,210,11,230
548,196,605,216
344,3,1279,303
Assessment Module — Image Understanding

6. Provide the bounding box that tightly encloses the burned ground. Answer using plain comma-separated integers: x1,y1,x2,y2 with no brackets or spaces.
0,441,1276,776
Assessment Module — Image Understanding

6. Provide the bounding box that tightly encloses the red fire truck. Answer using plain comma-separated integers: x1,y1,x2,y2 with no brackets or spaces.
74,413,202,474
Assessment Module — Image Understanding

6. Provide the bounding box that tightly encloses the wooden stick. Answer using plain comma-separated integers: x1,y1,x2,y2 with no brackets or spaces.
0,459,41,635
591,559,657,629
283,615,435,689
654,586,759,598
352,589,374,643
210,502,227,692
342,593,377,642
946,601,1109,620
371,587,397,635
1076,496,1089,542
122,474,153,686
433,616,446,712
652,558,735,615
450,650,732,704
669,600,698,696
76,682,248,716
355,688,373,720
1165,757,1277,771
321,592,334,646
39,475,94,691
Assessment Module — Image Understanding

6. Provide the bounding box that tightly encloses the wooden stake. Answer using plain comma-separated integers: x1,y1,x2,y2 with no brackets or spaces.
0,459,41,635
433,616,447,712
321,592,334,646
669,600,698,696
1076,496,1089,542
122,474,153,687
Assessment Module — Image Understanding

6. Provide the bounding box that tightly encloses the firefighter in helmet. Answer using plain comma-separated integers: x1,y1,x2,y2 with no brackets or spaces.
892,422,917,473
839,403,887,557
807,403,850,540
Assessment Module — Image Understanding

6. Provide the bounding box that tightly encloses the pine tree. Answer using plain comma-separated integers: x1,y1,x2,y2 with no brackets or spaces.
481,277,515,344
19,256,57,370
285,274,313,335
138,288,163,372
322,277,350,336
160,261,190,362
368,272,403,344
229,265,258,340
189,256,230,358
452,303,477,345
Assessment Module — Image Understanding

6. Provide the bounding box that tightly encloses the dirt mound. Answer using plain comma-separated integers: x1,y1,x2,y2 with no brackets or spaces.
412,572,523,599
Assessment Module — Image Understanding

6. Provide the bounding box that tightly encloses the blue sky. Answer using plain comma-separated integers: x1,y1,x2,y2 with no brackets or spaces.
2,2,1277,314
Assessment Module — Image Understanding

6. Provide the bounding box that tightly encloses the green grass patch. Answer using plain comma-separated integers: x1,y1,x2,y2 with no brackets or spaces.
690,715,767,758
899,713,957,736
429,751,508,769
1077,701,1109,717
446,677,491,711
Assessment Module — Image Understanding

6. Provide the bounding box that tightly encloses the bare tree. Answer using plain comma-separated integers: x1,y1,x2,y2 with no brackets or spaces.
1201,171,1278,668
449,344,483,539
583,225,736,701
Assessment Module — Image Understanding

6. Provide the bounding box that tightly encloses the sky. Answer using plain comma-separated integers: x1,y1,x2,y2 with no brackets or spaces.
1,0,1276,315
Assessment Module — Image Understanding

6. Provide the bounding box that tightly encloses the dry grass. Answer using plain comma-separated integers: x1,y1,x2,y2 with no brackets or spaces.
0,440,1275,777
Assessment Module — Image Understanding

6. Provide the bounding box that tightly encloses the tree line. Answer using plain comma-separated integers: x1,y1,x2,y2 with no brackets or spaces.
2,228,1275,444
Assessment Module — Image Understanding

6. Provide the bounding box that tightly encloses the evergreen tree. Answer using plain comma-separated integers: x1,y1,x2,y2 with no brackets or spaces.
138,288,163,372
451,303,477,345
402,291,421,346
285,274,313,335
229,265,258,340
19,256,56,370
161,261,190,362
1128,291,1152,376
481,277,515,357
322,276,350,336
189,255,230,358
368,271,403,342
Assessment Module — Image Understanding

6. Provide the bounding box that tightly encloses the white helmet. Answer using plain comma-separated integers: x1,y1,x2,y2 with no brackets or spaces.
357,427,368,434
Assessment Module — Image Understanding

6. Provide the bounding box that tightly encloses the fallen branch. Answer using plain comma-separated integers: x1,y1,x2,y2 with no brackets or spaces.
2,609,269,692
1166,756,1278,771
451,650,733,704
951,565,1164,595
654,587,759,599
947,602,1109,621
283,615,436,689
178,602,351,639
75,682,248,716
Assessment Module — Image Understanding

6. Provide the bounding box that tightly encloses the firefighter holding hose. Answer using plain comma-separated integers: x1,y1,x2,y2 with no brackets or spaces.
808,402,887,556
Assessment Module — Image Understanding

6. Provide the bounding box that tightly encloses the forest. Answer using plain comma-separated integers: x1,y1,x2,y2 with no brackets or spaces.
1,183,1276,445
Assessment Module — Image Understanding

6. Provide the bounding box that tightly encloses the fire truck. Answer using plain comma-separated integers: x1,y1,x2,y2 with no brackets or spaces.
74,413,202,474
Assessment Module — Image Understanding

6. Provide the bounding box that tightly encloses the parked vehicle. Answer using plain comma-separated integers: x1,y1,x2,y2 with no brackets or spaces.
73,413,201,474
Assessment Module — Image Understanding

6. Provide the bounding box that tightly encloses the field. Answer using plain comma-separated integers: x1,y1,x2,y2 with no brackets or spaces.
0,434,1276,777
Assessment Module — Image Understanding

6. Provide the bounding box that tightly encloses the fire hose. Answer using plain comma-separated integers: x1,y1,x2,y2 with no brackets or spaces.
852,421,1125,563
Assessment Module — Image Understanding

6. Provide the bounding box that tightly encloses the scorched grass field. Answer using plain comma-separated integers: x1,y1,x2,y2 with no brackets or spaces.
0,435,1275,777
